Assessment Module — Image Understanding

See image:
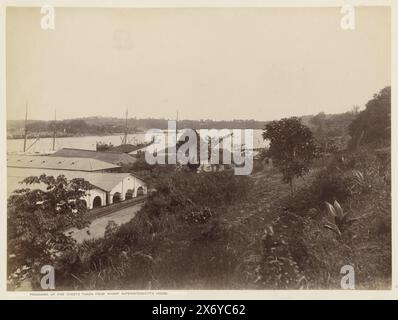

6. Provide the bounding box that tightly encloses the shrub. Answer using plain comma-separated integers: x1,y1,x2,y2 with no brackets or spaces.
259,215,309,289
311,168,353,204
324,200,356,236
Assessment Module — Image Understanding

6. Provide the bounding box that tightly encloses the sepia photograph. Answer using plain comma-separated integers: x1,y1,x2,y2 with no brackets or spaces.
2,1,393,297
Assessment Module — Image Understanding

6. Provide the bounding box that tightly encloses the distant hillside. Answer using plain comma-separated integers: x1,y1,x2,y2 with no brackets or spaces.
7,117,269,139
7,112,356,140
302,111,357,135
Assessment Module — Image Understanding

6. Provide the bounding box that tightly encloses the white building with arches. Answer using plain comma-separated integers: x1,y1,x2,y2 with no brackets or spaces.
7,154,147,210
82,172,147,209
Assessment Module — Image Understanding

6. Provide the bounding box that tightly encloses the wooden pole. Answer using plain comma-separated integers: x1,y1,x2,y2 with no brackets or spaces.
176,109,179,140
52,109,56,151
23,102,28,152
124,109,128,145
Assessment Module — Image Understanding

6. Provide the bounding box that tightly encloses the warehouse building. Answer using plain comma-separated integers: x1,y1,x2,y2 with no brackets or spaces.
51,148,137,166
7,154,147,210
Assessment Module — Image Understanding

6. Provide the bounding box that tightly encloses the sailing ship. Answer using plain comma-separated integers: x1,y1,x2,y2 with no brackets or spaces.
9,103,57,155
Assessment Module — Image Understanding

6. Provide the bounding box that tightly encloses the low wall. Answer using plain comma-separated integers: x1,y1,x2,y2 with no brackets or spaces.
85,195,147,221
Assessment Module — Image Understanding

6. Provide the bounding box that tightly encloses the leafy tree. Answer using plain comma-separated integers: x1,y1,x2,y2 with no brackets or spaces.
7,175,90,288
263,117,320,189
349,86,391,147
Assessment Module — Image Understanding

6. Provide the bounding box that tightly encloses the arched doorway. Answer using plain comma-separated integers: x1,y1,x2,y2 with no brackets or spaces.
136,186,144,197
113,192,121,203
93,196,102,208
125,189,134,200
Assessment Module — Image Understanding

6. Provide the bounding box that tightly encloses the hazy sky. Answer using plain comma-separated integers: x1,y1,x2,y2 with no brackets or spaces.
6,6,390,121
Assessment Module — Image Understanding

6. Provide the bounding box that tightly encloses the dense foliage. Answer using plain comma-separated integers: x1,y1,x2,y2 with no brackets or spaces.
258,145,391,289
308,112,354,153
349,86,391,146
8,175,90,288
263,117,320,186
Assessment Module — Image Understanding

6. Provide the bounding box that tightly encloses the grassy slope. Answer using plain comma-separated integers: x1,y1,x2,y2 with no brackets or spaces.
213,168,317,289
207,150,390,289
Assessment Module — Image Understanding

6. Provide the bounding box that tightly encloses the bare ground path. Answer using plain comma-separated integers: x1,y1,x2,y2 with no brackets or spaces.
218,169,318,288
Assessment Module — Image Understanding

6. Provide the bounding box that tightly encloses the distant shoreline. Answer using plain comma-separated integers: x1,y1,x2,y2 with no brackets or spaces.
7,132,145,140
7,128,267,140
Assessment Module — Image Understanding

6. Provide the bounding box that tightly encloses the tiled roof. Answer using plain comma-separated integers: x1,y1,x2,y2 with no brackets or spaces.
7,155,120,172
51,148,137,166
7,167,145,196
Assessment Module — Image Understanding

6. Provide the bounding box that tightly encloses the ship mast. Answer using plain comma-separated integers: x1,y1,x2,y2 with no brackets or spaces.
123,108,128,145
23,102,28,152
52,109,56,151
176,109,179,139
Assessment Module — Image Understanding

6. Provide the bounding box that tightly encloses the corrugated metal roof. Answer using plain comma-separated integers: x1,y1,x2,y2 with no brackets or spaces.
129,145,150,155
7,167,145,196
51,148,137,166
106,144,143,153
7,155,120,172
